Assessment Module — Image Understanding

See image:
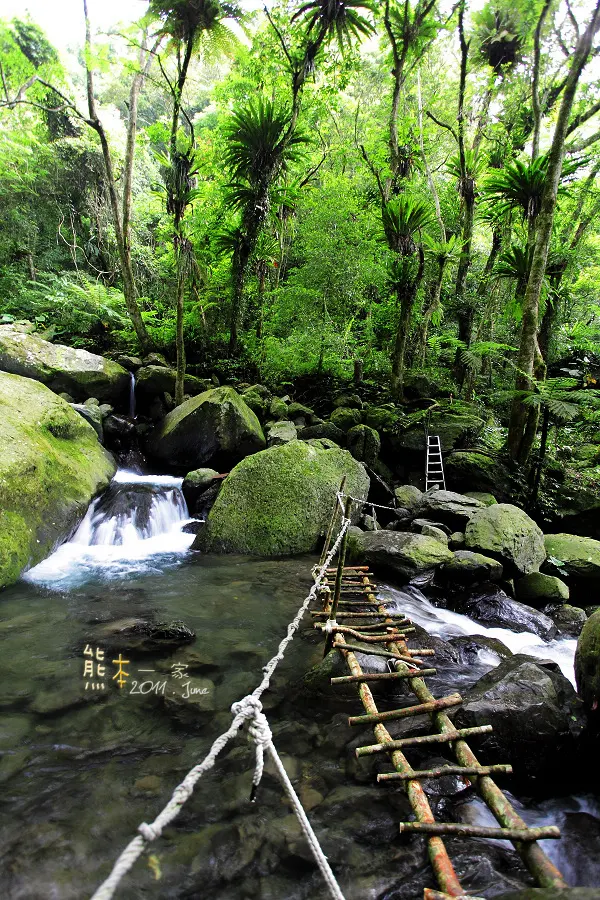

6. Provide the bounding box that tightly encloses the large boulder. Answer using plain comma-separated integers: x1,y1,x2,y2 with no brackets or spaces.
350,530,452,581
454,655,585,782
146,387,266,472
465,503,546,576
544,534,600,582
267,421,297,447
445,451,514,501
515,572,570,607
135,365,210,398
0,372,116,588
575,609,600,710
460,585,557,639
0,325,129,404
439,550,503,587
392,409,484,452
194,441,369,556
346,425,380,467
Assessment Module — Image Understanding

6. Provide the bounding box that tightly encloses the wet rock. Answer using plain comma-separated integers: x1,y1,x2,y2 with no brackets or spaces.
460,585,557,639
146,386,266,471
498,888,600,900
575,609,600,710
440,551,503,586
330,406,362,432
86,618,195,656
182,467,220,510
267,420,297,446
544,604,587,637
544,533,600,583
421,489,485,528
465,503,546,576
515,572,570,607
346,424,380,466
454,654,585,782
351,530,453,581
298,423,345,444
103,414,135,439
0,324,130,403
30,684,102,716
449,634,513,665
194,441,368,556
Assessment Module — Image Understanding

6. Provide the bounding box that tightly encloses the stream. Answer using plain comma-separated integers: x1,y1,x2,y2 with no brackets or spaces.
1,470,599,899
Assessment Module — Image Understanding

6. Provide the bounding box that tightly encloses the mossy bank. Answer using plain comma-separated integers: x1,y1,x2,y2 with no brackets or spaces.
0,372,116,588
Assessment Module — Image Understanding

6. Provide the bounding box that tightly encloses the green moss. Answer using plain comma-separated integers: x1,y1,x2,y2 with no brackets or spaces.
197,441,369,556
544,533,600,580
575,609,600,707
330,407,362,432
0,372,116,588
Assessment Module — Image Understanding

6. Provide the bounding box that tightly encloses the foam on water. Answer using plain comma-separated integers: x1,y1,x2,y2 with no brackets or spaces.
381,583,577,685
24,470,196,589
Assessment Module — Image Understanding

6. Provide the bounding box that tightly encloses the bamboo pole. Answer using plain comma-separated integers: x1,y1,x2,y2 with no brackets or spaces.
355,726,493,756
348,693,462,726
332,669,437,685
399,823,560,841
378,764,512,781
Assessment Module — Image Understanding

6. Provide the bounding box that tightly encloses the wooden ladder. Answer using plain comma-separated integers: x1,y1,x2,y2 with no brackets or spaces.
426,434,446,491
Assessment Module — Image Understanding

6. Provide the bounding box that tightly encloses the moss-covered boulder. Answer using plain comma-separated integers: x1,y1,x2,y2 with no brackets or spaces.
464,491,497,506
267,421,297,446
422,489,484,528
346,424,380,467
350,530,452,581
445,451,514,501
0,372,116,588
182,468,220,511
575,609,600,709
269,397,289,420
194,441,369,556
439,550,503,586
0,324,129,404
363,406,399,431
330,407,362,432
135,365,210,398
146,387,265,472
465,503,546,576
298,423,345,444
544,534,600,582
394,485,423,510
515,572,570,606
392,410,484,452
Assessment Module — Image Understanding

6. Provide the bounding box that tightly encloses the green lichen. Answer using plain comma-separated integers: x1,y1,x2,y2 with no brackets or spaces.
197,441,369,556
0,372,116,588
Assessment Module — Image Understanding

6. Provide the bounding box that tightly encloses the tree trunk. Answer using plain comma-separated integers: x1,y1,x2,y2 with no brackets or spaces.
82,0,152,353
174,245,186,407
414,256,446,366
507,0,600,462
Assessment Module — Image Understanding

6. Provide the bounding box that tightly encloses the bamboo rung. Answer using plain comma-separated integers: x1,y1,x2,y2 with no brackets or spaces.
320,628,411,643
326,566,370,573
406,649,436,657
355,725,493,756
398,822,561,841
378,764,512,782
350,622,412,632
311,612,409,619
332,669,437,686
348,693,462,726
333,641,424,663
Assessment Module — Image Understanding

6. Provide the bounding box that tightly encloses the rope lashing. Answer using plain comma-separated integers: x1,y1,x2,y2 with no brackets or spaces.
324,619,339,633
90,515,351,900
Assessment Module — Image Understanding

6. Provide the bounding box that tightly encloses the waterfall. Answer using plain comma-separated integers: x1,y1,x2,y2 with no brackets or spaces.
25,471,196,589
129,372,136,419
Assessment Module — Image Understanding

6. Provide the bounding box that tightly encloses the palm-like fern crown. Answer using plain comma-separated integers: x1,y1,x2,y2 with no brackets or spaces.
382,195,432,255
291,0,376,51
495,243,531,281
150,0,243,43
483,156,549,221
222,99,309,186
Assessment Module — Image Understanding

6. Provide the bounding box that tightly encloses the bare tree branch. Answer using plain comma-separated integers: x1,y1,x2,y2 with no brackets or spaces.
426,110,458,142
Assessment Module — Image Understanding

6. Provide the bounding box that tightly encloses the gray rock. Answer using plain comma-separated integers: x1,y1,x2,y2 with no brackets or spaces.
267,420,297,446
421,524,448,544
298,423,345,444
269,397,288,420
421,489,485,528
461,585,557,639
544,604,587,637
544,533,600,582
351,529,453,581
455,654,585,780
394,484,423,510
70,402,103,440
449,531,465,549
346,424,380,467
411,518,452,536
465,503,546,576
440,551,503,586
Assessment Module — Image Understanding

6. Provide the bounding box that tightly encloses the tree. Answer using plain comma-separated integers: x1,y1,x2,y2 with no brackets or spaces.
507,0,600,464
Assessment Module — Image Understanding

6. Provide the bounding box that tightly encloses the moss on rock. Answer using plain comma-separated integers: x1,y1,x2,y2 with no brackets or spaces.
575,609,600,709
0,372,116,588
465,503,546,576
195,441,369,556
544,533,600,581
146,386,266,471
0,325,129,403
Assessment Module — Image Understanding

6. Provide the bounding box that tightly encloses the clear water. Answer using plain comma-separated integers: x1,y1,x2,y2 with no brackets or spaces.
1,474,598,898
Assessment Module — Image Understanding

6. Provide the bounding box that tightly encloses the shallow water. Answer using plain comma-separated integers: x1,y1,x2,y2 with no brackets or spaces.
1,475,599,898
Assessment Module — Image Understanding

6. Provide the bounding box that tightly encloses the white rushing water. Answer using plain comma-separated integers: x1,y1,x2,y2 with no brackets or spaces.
381,584,577,685
25,470,196,589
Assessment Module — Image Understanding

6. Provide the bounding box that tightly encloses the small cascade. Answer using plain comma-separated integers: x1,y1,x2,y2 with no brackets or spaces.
129,372,136,419
25,471,197,589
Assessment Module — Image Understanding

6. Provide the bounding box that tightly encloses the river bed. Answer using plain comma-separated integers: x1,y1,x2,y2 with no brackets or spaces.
1,472,599,898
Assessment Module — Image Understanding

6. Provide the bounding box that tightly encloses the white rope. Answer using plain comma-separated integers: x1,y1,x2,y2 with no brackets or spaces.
337,491,398,512
90,515,352,900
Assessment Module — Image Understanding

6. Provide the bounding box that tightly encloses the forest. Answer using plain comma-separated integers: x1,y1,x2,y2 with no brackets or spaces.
1,0,600,508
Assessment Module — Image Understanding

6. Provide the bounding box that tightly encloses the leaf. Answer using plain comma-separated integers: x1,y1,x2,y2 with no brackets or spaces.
147,855,162,881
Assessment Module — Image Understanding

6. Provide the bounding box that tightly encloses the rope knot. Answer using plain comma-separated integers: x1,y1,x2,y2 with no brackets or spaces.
324,620,338,634
138,822,160,842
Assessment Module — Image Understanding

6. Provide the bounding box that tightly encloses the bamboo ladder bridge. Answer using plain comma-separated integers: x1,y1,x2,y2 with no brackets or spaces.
312,479,568,900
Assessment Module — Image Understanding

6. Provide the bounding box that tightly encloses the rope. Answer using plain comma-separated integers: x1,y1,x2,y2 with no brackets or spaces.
337,491,397,512
90,515,352,900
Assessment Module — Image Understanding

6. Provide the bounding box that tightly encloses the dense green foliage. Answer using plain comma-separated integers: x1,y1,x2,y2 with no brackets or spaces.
1,0,600,471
